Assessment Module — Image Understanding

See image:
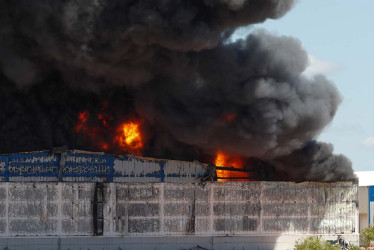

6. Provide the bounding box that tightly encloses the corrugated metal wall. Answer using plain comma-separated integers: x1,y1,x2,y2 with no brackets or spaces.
0,181,358,237
0,151,207,183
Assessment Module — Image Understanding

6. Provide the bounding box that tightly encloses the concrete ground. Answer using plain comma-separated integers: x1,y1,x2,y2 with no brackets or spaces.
0,235,360,250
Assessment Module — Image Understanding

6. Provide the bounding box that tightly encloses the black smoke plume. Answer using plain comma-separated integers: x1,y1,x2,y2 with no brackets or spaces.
0,0,355,181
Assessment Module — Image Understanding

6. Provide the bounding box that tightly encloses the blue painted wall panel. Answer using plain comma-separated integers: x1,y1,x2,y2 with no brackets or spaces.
0,150,206,182
0,155,8,181
369,186,374,202
369,186,374,225
63,152,112,177
8,152,59,178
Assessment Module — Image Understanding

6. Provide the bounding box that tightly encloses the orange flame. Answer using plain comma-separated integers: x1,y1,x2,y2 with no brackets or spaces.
100,142,109,151
97,113,108,127
75,105,145,155
75,111,89,133
115,121,144,155
214,151,251,182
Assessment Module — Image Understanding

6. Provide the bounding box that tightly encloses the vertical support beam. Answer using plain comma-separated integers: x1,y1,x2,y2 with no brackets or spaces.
209,183,214,234
369,186,373,225
107,183,115,236
188,184,196,234
109,158,114,183
160,183,165,235
57,183,62,236
93,182,104,236
5,156,9,182
307,183,313,234
124,184,129,235
5,183,9,236
355,183,359,234
258,182,263,234
58,152,67,182
160,161,165,183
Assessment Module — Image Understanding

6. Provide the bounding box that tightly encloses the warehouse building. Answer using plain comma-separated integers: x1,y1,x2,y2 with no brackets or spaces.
0,150,360,250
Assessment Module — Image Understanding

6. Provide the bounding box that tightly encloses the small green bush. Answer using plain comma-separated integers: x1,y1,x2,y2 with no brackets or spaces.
294,236,340,250
348,244,361,250
295,236,360,250
360,226,374,247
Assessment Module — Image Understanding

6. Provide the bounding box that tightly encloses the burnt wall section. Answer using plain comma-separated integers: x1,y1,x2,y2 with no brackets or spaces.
0,182,358,237
0,150,207,183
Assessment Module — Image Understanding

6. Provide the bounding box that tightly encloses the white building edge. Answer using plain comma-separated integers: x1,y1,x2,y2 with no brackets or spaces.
355,171,374,231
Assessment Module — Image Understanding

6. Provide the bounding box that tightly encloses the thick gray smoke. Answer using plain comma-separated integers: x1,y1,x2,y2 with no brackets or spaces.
0,0,355,181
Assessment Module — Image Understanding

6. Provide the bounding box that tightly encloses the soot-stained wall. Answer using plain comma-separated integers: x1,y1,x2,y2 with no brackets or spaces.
0,182,358,237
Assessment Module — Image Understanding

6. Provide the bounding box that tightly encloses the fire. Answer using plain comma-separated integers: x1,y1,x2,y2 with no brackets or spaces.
75,111,89,133
100,142,109,151
115,121,144,154
75,104,144,155
97,113,108,127
225,113,237,123
214,151,251,182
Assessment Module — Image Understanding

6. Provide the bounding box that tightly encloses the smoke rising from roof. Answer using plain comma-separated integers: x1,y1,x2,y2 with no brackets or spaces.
0,0,355,181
